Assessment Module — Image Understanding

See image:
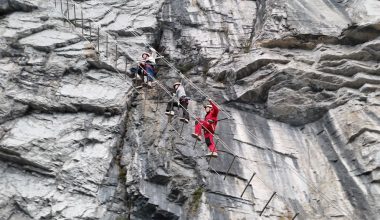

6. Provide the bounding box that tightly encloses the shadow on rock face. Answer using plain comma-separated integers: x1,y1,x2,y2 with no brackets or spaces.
0,0,38,16
341,24,380,46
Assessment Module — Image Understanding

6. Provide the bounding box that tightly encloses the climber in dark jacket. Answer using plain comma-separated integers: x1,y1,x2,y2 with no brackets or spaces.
192,99,219,157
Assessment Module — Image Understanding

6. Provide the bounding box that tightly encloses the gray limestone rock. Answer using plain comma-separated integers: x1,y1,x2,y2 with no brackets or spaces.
0,0,379,219
19,30,81,52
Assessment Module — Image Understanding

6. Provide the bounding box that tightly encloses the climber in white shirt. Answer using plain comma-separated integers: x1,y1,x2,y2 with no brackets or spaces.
165,82,190,123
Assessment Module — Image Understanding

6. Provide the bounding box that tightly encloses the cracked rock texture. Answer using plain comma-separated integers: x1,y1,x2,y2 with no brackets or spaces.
0,0,379,219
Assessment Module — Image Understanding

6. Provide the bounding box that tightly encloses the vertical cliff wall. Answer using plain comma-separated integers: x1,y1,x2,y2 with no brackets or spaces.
0,0,379,219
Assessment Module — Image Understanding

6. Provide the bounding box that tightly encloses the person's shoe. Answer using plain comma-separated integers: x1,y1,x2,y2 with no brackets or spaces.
147,81,152,88
211,152,218,158
136,85,143,89
165,111,175,116
126,70,133,77
206,152,213,157
179,118,189,123
191,133,202,141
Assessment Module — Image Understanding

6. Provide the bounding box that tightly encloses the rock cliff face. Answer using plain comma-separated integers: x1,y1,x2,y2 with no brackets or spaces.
0,0,379,219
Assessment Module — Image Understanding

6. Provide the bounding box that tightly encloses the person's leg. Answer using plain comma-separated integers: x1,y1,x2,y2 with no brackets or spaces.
201,121,213,134
128,67,137,78
205,134,217,157
134,67,143,88
180,101,189,121
166,101,174,112
192,119,203,140
166,101,177,115
146,68,155,81
138,67,144,79
136,68,145,88
147,68,156,87
152,68,157,79
140,67,148,84
171,102,179,114
207,135,216,152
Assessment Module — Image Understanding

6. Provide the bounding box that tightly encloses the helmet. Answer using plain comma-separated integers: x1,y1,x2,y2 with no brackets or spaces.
173,82,181,89
142,52,150,58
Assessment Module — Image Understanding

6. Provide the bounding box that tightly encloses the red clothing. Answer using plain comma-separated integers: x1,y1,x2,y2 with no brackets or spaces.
194,101,219,152
203,100,219,134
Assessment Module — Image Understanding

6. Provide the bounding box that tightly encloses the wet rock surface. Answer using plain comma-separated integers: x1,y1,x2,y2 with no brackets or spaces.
0,0,379,219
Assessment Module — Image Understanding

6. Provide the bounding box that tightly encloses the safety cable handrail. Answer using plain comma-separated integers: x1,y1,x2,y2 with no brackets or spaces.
140,66,237,155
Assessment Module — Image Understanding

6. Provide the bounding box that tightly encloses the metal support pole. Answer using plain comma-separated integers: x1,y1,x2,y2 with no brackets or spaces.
54,0,57,7
81,9,83,35
106,35,108,57
132,76,136,87
218,117,231,122
89,20,92,40
60,0,63,13
97,26,100,51
125,56,128,73
291,213,299,220
207,155,213,164
155,97,159,111
193,139,198,150
73,4,76,25
259,192,277,216
240,172,256,197
154,92,162,112
66,0,69,19
223,155,237,180
179,123,185,136
171,129,175,151
115,37,118,67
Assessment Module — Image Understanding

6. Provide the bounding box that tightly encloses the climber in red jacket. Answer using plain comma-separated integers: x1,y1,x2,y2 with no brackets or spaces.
192,99,219,157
